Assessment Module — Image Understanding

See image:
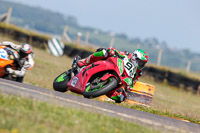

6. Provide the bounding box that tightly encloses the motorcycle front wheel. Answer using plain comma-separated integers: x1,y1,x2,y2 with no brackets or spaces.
53,69,71,92
83,77,118,98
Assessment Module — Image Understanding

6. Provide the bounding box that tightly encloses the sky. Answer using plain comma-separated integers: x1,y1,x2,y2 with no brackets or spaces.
10,0,200,53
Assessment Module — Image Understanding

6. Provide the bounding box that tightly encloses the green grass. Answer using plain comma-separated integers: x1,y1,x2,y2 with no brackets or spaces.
24,47,73,89
0,93,159,133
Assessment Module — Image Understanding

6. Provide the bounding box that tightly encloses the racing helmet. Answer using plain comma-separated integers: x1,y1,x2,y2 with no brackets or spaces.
132,49,148,69
19,43,32,58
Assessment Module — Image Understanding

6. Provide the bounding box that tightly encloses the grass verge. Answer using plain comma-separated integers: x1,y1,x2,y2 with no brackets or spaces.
0,93,159,133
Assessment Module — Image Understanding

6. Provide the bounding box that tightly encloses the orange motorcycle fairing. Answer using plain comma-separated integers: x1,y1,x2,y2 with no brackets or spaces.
0,45,16,77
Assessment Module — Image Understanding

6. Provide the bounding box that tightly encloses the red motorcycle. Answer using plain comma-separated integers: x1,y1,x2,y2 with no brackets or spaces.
53,56,137,99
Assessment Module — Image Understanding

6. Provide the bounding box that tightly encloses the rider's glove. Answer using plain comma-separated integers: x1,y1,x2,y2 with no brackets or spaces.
107,49,116,56
107,49,123,58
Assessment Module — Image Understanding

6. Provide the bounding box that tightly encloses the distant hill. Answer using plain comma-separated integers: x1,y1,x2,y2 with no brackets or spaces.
0,0,200,72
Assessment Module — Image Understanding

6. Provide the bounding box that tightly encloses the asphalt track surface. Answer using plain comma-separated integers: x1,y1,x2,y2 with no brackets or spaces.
0,78,200,133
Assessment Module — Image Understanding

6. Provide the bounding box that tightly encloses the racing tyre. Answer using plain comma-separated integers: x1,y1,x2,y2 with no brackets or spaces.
53,70,71,92
83,77,118,98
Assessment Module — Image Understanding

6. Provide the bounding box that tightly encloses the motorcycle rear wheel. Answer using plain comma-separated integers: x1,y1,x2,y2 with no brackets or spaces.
53,70,71,92
83,77,118,98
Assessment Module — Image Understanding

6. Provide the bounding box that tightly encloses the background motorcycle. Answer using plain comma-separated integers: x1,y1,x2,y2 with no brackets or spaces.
0,45,20,81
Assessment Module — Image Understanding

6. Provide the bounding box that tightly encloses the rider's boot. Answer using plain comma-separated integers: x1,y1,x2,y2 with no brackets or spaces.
106,88,126,103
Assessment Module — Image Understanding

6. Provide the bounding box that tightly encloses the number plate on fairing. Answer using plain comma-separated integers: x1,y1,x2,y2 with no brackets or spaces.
123,57,136,78
0,49,9,60
71,77,78,87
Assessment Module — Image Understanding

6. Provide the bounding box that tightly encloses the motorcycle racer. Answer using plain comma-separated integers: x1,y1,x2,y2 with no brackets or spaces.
0,41,34,82
72,47,148,103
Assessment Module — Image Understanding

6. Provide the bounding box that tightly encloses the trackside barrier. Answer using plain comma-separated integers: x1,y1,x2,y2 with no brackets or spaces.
143,67,200,94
